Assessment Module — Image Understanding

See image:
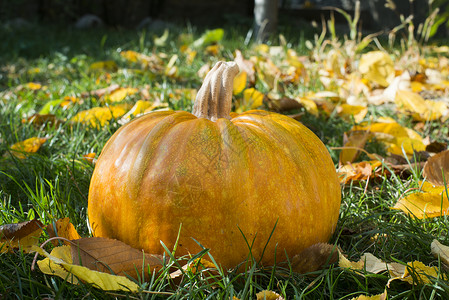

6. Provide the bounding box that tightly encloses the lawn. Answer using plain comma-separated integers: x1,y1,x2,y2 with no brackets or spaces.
1,15,449,299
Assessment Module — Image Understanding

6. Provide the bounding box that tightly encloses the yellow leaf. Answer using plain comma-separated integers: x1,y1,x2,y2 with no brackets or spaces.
89,61,118,72
154,29,169,47
70,104,130,128
121,100,153,119
37,245,79,284
339,131,370,165
339,252,388,274
294,97,319,116
237,88,264,113
165,54,178,77
395,90,447,121
33,245,139,292
352,121,425,156
337,104,368,123
121,50,140,62
392,189,449,219
205,44,220,56
46,218,81,242
104,87,138,103
233,71,247,95
25,82,43,90
387,261,441,286
254,44,269,54
359,51,395,87
349,290,387,300
256,290,284,300
10,137,47,159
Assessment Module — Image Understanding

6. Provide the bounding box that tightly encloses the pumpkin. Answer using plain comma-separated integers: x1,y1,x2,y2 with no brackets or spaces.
88,61,341,269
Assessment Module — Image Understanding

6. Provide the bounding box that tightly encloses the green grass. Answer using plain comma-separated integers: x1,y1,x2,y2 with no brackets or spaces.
1,23,449,299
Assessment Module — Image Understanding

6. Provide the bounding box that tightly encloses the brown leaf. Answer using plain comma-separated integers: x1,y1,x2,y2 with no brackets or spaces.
338,161,383,184
291,243,339,274
423,150,449,186
234,49,255,84
70,237,165,280
0,219,43,252
23,114,62,127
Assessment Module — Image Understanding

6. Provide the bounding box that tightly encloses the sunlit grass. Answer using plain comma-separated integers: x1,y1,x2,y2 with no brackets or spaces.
1,22,449,299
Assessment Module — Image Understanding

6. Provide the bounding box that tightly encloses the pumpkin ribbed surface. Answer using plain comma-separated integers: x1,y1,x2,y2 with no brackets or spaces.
88,61,341,269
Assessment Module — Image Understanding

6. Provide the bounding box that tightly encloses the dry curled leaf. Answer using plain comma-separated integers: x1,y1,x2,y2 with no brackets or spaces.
423,150,449,186
339,252,389,274
430,239,449,268
0,219,43,253
290,243,339,274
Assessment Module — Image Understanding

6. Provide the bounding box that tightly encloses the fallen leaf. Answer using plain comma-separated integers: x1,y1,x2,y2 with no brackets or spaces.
154,29,169,47
37,245,79,284
423,150,449,186
33,245,140,291
392,185,449,218
104,87,138,103
336,104,368,123
89,61,118,73
290,243,339,274
23,114,62,127
236,88,264,112
338,161,383,184
46,218,81,245
0,219,43,253
352,121,425,156
234,49,256,84
349,290,387,300
192,28,224,48
233,71,247,95
395,90,447,121
70,237,165,280
70,104,131,128
10,137,48,159
83,152,97,164
121,100,153,120
293,96,319,116
387,261,442,286
25,82,43,90
256,290,284,300
359,51,395,87
82,84,120,98
430,239,449,267
339,252,388,274
339,131,371,165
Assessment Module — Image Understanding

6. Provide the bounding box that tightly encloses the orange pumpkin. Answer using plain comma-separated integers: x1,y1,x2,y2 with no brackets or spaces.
88,61,341,269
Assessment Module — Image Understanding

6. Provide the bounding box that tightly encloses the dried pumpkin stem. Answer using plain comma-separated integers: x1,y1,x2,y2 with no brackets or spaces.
192,61,240,121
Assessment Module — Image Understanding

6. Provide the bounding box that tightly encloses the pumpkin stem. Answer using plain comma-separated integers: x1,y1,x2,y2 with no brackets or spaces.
192,61,240,121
